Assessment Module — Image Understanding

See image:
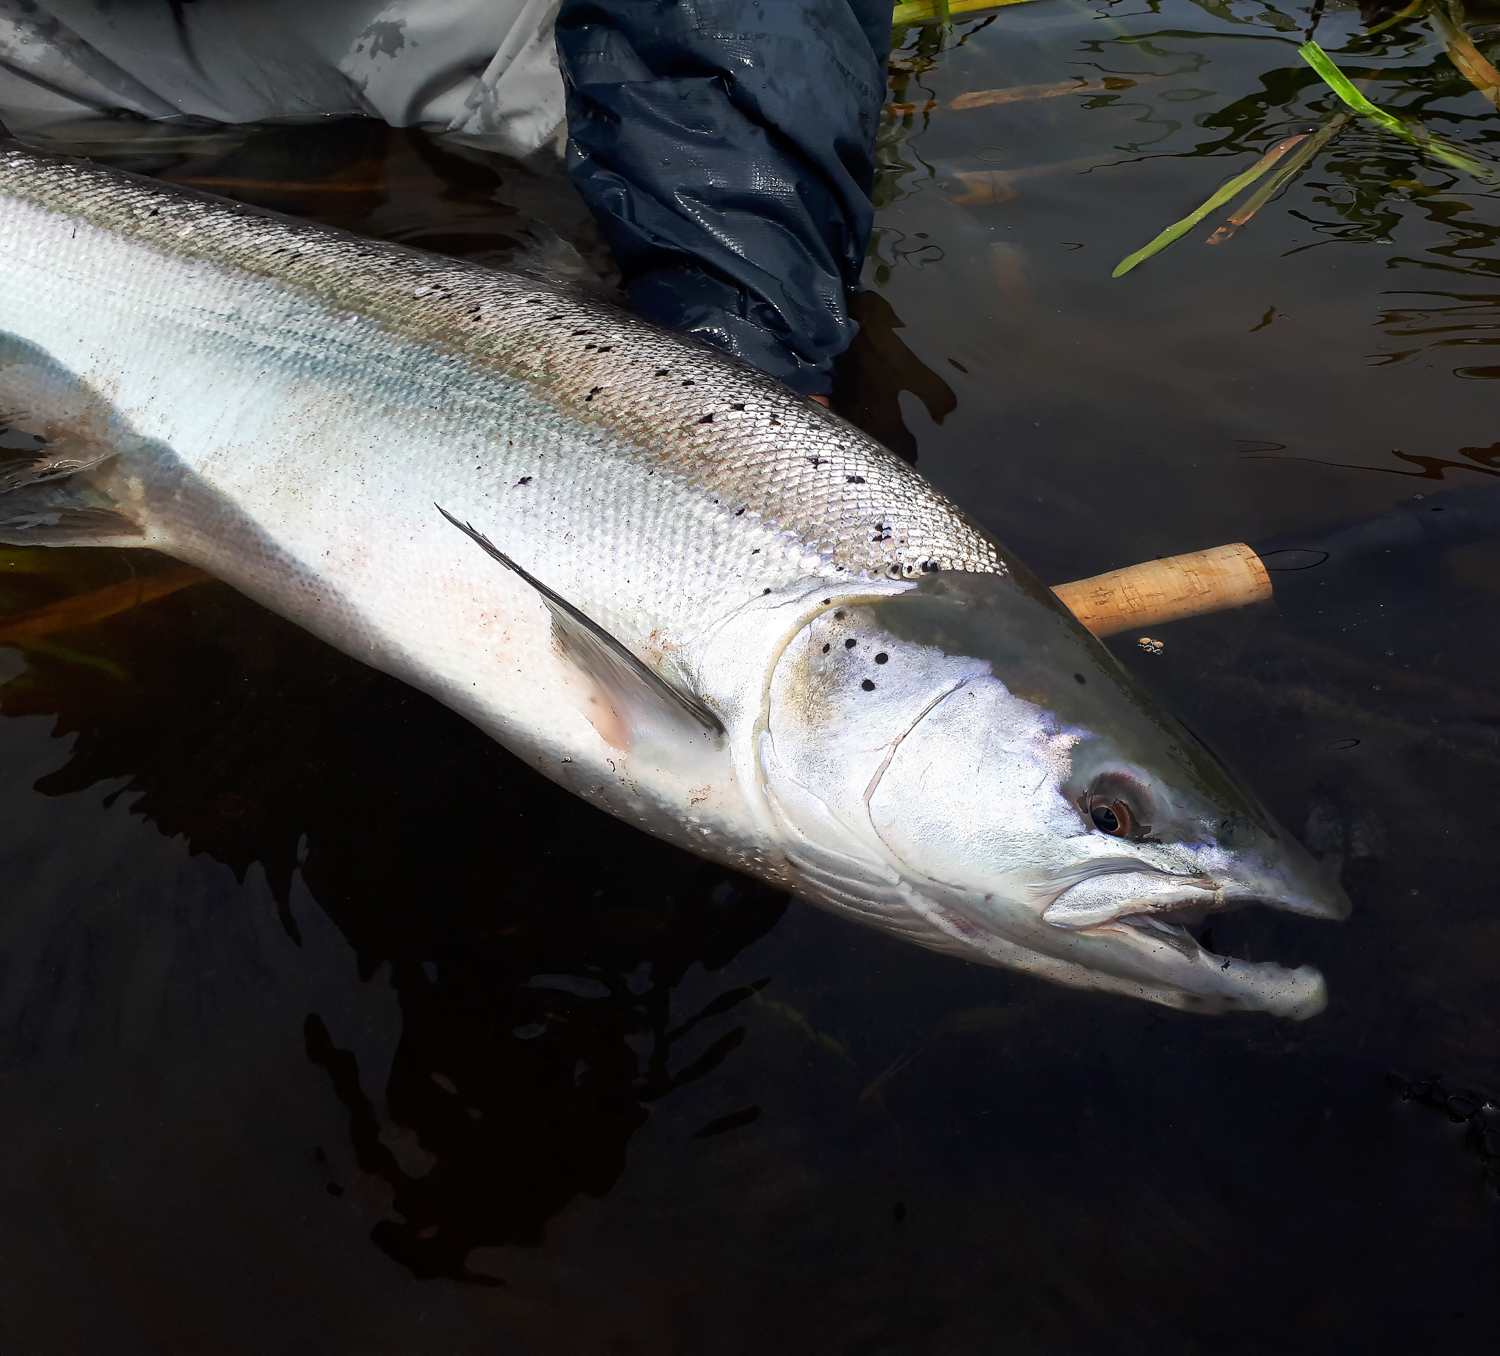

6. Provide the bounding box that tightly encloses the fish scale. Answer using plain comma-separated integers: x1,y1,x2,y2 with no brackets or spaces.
0,142,1002,592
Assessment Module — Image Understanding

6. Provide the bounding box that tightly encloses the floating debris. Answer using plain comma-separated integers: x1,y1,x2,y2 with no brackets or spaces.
1138,637,1165,656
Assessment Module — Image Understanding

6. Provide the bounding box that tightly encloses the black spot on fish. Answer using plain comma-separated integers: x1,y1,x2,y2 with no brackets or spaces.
822,643,830,653
735,507,745,516
682,380,696,387
585,387,604,402
844,639,857,649
808,456,826,466
596,346,613,353
697,414,714,424
655,368,670,376
515,476,532,486
763,588,772,595
730,403,745,411
875,652,888,664
572,329,595,335
861,679,876,691
1074,673,1086,684
921,560,940,573
847,475,865,484
584,344,597,350
834,610,845,619
822,599,831,604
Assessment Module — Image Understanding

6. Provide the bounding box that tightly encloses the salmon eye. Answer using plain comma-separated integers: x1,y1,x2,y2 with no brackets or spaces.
1079,774,1152,838
1089,798,1136,837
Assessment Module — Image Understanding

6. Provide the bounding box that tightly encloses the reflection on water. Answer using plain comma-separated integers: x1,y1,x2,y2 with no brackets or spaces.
4,0,1500,1348
1,568,787,1286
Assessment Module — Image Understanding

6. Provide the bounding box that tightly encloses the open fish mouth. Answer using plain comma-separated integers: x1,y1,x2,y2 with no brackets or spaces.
1111,899,1333,1018
1036,864,1349,1019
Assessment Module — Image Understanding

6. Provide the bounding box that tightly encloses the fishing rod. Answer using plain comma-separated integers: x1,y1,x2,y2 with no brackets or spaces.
1055,479,1500,637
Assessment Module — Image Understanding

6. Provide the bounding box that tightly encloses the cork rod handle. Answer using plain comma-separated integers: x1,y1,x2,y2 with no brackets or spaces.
1051,543,1273,639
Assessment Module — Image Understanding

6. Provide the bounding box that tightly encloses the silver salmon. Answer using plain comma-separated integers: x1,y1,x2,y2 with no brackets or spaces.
0,140,1348,1017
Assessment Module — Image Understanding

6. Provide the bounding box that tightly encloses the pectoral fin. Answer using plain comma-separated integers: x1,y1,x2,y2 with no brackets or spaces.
438,506,725,753
0,414,142,546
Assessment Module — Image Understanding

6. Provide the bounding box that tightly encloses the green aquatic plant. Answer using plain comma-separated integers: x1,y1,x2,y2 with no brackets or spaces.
1297,39,1497,180
1363,0,1426,37
892,0,1035,26
1112,134,1310,276
1207,113,1351,242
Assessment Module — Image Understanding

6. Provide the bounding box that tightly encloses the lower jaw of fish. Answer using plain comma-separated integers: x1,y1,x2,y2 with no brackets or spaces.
1107,899,1330,1017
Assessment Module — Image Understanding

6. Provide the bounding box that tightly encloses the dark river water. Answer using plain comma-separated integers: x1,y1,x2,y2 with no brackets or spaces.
3,2,1499,1351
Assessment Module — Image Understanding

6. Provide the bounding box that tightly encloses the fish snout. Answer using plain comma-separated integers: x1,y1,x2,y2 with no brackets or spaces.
1038,833,1350,933
1217,823,1352,924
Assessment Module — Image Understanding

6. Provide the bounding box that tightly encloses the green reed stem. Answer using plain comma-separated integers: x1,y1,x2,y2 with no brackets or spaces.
1298,40,1497,181
1112,135,1309,277
1208,113,1351,240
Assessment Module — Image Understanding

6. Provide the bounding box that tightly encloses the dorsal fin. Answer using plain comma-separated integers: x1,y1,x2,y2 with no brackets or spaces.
437,506,725,751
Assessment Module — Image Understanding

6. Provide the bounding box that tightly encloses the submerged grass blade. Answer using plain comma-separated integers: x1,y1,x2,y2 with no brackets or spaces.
1427,0,1500,110
0,566,210,643
1112,136,1308,277
1206,114,1350,242
1364,0,1425,36
1298,39,1497,180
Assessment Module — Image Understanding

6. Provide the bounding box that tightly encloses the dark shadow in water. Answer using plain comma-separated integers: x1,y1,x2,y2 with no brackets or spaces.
831,289,956,463
0,575,786,1282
